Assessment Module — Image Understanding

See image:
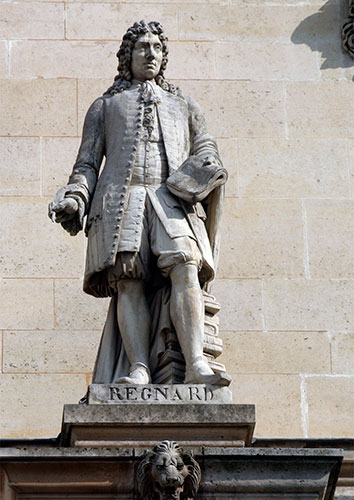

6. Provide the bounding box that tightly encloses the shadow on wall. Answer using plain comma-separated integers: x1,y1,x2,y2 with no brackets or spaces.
291,0,354,77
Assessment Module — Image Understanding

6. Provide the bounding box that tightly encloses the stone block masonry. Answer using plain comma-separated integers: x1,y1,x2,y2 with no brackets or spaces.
0,0,353,440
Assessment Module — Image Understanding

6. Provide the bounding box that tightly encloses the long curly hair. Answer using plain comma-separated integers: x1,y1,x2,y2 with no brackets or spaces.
342,3,354,58
104,20,180,96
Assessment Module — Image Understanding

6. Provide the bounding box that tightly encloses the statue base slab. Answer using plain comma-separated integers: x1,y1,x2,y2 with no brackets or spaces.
87,383,232,404
60,403,255,447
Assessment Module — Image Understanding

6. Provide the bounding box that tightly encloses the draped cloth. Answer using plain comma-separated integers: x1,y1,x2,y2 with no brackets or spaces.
92,285,173,383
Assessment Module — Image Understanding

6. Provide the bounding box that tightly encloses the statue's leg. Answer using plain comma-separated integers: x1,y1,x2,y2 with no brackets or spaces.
149,196,230,385
169,263,205,363
115,279,151,384
169,263,218,384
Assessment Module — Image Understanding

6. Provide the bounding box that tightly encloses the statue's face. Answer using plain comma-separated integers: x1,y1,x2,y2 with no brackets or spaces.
131,31,163,81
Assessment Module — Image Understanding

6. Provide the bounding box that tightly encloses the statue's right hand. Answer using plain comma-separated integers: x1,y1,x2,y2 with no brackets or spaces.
48,197,79,223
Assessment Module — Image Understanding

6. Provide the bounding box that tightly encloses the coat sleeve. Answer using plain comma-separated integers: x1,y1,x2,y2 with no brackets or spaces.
60,97,105,236
186,95,222,166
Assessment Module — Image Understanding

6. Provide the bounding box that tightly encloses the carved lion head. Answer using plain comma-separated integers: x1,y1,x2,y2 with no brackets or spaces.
137,440,201,500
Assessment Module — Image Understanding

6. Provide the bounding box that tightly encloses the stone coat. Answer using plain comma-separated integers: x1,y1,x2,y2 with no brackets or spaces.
64,82,221,297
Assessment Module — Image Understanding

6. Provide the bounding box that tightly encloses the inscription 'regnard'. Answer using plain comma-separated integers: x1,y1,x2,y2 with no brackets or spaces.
108,385,214,402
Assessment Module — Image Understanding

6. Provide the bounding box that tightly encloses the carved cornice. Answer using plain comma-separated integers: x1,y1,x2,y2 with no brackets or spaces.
342,0,354,58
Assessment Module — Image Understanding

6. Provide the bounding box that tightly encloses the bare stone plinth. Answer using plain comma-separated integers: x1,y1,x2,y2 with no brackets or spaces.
60,403,255,447
88,383,232,404
0,446,343,500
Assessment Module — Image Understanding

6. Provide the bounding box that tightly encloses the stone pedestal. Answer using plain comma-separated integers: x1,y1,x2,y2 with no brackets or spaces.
60,402,255,447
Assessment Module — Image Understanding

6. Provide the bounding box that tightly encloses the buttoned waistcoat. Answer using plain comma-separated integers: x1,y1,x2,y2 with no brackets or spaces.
65,82,221,297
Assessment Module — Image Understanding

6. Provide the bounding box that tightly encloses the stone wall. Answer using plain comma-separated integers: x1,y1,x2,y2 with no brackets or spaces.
0,0,353,440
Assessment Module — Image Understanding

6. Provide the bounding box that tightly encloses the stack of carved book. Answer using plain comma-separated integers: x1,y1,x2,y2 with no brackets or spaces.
152,291,226,384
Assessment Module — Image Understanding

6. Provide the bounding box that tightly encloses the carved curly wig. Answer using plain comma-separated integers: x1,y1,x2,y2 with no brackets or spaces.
137,440,201,500
342,3,354,58
104,20,180,96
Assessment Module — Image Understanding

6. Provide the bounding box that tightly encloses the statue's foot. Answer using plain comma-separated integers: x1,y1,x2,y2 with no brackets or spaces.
115,362,151,384
185,358,232,387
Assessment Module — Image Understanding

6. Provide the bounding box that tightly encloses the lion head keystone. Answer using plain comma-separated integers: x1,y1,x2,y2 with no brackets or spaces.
137,440,201,500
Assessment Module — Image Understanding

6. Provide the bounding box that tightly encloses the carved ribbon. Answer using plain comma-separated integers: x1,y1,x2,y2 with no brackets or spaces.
141,82,161,138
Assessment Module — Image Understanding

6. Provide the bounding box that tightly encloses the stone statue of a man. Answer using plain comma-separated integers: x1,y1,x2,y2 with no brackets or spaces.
49,20,230,388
